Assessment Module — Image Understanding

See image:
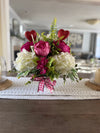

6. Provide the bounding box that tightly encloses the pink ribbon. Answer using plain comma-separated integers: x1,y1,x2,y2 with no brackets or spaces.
33,77,56,92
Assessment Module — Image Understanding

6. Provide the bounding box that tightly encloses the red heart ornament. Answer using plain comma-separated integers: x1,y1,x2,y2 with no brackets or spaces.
25,30,37,42
58,29,70,40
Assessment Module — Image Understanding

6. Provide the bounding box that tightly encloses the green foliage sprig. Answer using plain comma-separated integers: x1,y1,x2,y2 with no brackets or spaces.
49,18,57,40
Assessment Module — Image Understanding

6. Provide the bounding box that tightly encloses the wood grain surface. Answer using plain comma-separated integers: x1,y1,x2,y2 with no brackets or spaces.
0,99,100,133
85,81,100,91
0,80,12,91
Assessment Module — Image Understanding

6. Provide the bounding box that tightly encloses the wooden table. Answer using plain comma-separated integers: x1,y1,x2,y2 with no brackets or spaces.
0,99,100,133
0,73,100,133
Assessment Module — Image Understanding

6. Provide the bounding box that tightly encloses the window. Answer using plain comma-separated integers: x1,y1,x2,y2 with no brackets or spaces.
95,34,100,59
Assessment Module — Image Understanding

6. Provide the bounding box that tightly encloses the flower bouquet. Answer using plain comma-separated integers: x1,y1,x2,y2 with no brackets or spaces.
14,19,79,92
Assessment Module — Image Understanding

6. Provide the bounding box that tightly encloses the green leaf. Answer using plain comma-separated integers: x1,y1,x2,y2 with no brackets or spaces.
36,32,40,37
23,70,31,77
41,32,47,41
69,42,72,47
46,64,59,81
17,70,31,78
17,71,26,78
33,56,40,65
26,68,40,77
47,57,55,68
63,75,66,84
67,68,79,82
79,77,82,80
25,81,31,85
58,36,64,40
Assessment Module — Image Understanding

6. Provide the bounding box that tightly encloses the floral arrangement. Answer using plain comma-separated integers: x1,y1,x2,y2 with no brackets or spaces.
14,19,79,92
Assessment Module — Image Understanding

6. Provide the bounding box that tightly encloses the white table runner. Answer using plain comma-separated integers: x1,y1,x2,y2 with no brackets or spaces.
0,77,100,100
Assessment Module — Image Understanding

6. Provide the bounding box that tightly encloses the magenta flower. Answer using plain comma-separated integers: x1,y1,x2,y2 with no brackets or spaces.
54,40,70,53
37,57,48,74
21,42,34,52
34,40,50,56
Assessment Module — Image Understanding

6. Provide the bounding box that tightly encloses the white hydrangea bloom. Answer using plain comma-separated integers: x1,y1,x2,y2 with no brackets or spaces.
14,49,36,72
53,52,75,75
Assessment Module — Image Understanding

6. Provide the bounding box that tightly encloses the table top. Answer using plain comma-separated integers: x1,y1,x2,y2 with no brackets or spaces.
0,72,100,133
0,99,100,133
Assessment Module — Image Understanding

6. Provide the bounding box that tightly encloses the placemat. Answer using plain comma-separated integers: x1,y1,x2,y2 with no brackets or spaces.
0,79,12,91
0,77,100,99
85,81,100,91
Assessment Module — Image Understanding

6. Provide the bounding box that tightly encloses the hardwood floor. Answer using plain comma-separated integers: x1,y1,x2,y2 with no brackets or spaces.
0,99,100,133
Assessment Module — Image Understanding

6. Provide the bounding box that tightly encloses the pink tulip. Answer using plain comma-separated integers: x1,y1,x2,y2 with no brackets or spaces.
58,29,70,40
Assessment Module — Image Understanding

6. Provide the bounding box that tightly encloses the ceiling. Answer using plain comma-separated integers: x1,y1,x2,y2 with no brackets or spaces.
10,0,100,32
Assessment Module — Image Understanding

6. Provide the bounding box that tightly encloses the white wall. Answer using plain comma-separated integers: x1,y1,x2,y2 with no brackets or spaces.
10,7,26,38
10,7,22,29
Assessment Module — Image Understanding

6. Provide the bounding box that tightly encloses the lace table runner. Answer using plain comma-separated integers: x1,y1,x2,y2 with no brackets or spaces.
0,77,100,100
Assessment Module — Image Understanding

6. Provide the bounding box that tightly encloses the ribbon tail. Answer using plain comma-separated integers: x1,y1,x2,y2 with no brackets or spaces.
38,80,45,92
53,80,56,86
45,82,54,93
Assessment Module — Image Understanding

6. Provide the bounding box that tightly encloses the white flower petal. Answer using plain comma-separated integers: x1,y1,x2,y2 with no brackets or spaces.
53,52,75,75
14,50,36,72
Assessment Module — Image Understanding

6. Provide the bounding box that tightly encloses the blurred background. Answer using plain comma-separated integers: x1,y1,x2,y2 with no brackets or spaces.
0,0,100,78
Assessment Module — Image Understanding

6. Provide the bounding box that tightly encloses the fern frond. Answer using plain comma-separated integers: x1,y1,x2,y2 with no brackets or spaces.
49,18,57,40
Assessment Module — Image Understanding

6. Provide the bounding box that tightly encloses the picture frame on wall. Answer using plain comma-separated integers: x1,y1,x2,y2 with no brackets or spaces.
68,33,83,49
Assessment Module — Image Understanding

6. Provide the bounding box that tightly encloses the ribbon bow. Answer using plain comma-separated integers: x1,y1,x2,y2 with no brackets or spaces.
34,77,56,92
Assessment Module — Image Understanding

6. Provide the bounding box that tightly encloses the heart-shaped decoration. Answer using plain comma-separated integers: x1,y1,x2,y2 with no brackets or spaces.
25,30,37,42
58,29,70,40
